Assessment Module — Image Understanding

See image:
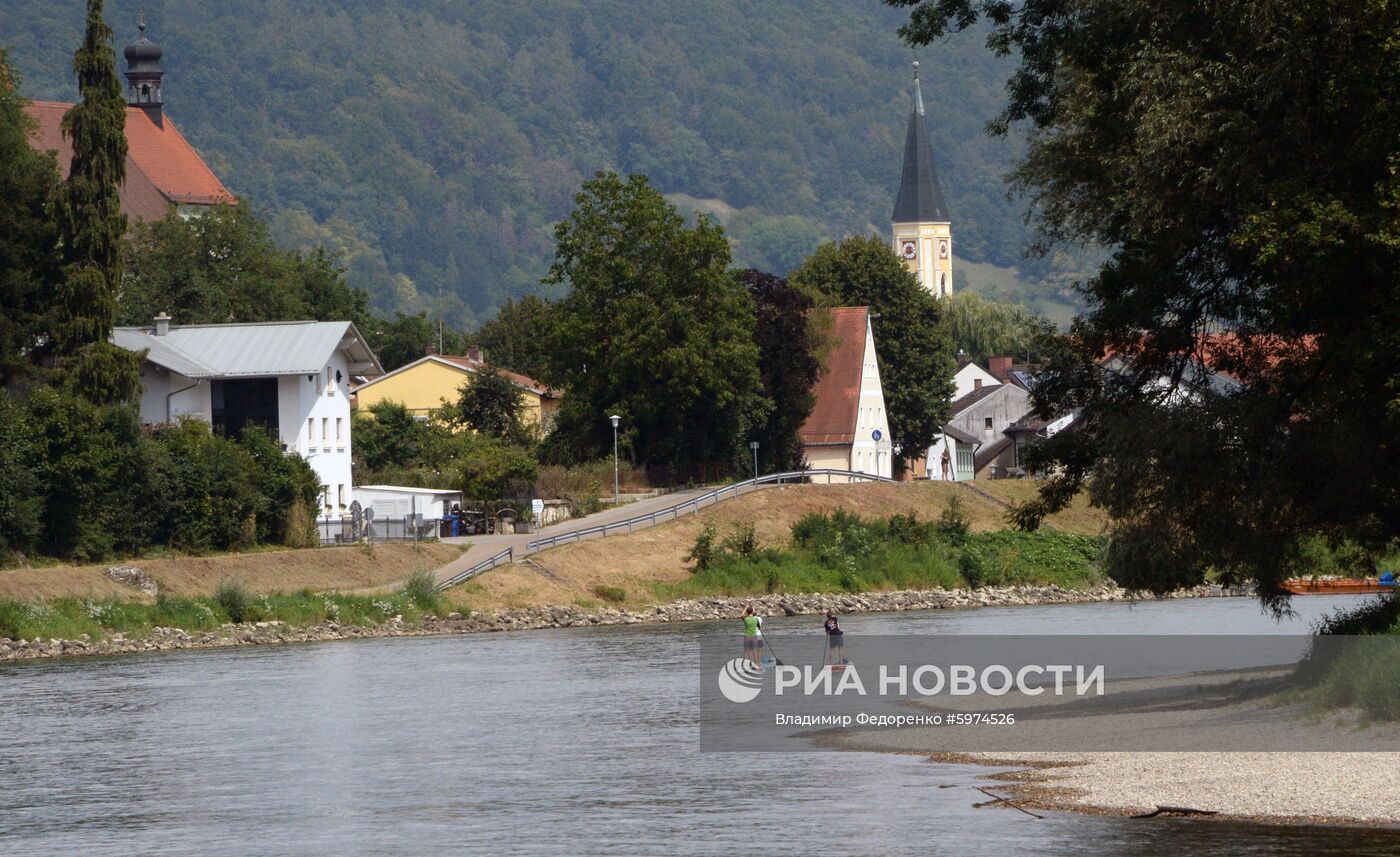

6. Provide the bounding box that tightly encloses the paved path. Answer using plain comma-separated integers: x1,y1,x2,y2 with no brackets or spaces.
432,486,717,587
431,470,901,588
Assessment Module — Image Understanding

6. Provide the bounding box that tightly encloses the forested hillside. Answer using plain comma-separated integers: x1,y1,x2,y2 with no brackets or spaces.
5,0,1082,327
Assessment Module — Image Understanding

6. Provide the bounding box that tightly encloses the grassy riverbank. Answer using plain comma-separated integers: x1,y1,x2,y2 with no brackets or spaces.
452,482,1110,610
657,508,1104,600
0,542,466,600
0,571,467,644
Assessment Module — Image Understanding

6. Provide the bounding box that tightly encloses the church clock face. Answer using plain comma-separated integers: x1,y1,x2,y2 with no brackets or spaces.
900,240,918,260
938,239,950,259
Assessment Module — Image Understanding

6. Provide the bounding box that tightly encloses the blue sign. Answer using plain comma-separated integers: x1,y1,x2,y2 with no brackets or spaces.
872,429,883,442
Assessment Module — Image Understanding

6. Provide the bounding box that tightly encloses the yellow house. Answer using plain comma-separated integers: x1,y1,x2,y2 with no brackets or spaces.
352,352,561,431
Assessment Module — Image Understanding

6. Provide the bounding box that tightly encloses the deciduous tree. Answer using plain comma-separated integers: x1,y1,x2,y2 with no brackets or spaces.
542,172,767,475
888,0,1400,604
0,52,62,388
738,269,820,473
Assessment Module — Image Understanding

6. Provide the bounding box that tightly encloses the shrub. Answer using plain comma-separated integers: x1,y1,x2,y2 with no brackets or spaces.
401,568,442,612
936,497,971,547
687,520,723,570
592,584,627,603
723,522,759,557
214,578,256,623
888,513,935,546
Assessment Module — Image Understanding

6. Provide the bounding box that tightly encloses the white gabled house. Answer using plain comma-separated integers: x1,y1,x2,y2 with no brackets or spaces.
799,306,894,479
112,316,383,520
952,360,1001,400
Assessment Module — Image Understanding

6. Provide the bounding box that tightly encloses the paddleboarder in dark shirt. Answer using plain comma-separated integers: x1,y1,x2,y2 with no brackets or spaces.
824,610,845,665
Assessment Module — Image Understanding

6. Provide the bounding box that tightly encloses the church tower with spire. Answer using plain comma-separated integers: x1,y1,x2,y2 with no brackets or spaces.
891,61,953,298
123,15,164,119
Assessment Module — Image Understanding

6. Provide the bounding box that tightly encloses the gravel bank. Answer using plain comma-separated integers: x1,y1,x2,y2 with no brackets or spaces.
964,751,1400,825
0,582,1226,662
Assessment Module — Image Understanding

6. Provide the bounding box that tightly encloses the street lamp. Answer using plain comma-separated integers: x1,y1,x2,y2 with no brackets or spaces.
609,414,621,505
749,440,760,482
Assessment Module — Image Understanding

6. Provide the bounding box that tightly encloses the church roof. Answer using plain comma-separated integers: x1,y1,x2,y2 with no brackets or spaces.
24,101,235,222
891,64,950,224
801,307,872,446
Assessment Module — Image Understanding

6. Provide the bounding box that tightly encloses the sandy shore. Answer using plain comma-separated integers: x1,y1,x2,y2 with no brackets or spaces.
827,666,1400,825
947,751,1400,825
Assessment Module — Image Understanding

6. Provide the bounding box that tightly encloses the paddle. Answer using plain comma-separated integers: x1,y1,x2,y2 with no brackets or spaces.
762,635,785,667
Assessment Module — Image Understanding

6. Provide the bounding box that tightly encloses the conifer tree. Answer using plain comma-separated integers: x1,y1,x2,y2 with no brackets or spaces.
50,0,141,402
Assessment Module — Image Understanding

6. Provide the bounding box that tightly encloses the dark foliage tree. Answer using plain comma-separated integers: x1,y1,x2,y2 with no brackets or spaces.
48,0,141,403
472,295,557,382
790,236,956,472
542,172,767,475
737,269,820,473
444,368,533,445
122,204,371,328
889,0,1400,605
0,52,62,389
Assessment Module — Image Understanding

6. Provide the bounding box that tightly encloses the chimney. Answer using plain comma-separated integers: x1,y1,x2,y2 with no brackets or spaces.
973,378,982,391
988,355,1013,382
154,312,171,336
467,347,483,364
424,343,438,357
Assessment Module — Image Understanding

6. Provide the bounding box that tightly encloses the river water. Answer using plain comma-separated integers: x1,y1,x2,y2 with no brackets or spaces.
3,595,1399,856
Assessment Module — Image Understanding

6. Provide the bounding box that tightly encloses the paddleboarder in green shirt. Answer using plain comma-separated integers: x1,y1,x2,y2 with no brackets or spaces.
742,604,763,666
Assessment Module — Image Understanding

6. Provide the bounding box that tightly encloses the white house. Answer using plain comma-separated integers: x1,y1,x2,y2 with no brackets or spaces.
952,360,1001,400
799,306,893,479
112,316,383,520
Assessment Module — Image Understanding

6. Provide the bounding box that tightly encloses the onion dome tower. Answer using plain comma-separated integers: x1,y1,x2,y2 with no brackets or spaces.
124,15,164,116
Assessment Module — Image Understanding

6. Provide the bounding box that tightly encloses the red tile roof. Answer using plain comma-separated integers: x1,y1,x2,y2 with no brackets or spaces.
24,101,235,222
800,307,870,446
437,355,555,397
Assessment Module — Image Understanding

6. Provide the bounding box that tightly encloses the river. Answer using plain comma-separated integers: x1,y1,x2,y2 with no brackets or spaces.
2,595,1398,856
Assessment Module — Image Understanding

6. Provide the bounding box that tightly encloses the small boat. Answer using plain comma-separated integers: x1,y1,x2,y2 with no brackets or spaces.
1282,575,1394,595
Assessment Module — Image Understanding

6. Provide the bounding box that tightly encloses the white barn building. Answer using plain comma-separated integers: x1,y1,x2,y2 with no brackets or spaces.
112,317,383,520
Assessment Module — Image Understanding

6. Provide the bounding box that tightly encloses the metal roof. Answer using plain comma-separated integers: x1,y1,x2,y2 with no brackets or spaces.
357,485,463,495
112,320,383,378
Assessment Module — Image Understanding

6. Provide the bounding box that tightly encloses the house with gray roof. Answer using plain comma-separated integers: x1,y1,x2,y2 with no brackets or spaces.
112,315,383,519
924,379,1034,481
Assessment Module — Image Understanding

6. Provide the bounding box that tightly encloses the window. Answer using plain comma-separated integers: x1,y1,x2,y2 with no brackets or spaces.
337,484,346,511
322,486,331,514
321,418,329,447
335,417,343,445
325,367,333,396
984,417,994,431
307,418,315,445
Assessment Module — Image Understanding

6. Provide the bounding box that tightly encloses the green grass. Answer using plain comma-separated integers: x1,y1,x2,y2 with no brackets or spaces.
659,512,1106,600
1297,594,1400,721
0,572,462,643
655,518,1103,599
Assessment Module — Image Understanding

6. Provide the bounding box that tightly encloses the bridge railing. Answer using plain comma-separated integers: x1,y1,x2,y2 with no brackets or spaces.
523,469,896,554
438,546,514,590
